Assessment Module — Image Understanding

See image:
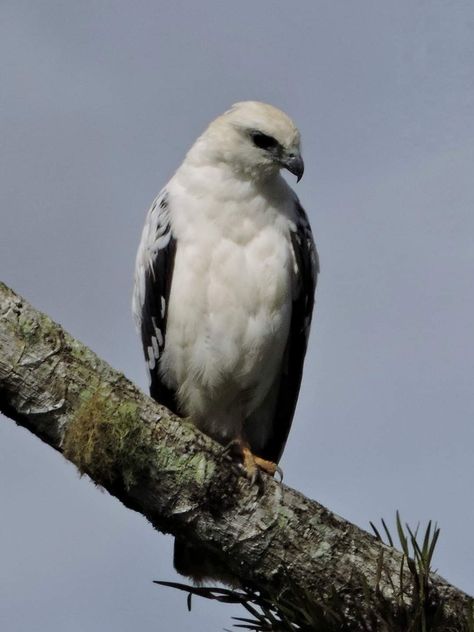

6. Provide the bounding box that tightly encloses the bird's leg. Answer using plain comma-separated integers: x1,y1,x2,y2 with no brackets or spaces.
222,438,282,483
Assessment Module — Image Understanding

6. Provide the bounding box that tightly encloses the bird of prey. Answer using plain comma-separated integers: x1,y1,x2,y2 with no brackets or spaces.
133,101,318,481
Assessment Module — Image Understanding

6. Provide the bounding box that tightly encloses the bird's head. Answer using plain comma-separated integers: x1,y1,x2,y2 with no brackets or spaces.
190,101,304,182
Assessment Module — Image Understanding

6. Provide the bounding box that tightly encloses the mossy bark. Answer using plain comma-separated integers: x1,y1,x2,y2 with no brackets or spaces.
0,281,471,628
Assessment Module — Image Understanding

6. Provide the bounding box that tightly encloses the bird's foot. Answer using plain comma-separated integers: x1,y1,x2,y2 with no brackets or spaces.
222,439,282,484
253,455,283,481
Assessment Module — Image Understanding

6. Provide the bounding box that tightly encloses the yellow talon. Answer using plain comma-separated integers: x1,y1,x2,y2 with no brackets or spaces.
222,439,282,482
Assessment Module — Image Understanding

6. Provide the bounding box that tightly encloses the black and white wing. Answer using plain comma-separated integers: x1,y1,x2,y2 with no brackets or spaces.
132,189,179,413
258,200,319,463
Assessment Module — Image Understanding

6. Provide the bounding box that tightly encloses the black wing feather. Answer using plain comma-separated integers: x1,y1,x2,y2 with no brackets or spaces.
136,191,179,413
258,201,319,463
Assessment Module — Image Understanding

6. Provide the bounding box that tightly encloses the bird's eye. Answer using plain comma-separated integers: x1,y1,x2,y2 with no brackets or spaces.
250,131,279,151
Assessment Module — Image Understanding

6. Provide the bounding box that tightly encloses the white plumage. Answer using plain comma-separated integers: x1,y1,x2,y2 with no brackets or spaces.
133,101,318,474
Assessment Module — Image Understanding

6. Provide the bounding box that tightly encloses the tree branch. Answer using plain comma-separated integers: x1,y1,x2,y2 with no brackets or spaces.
0,281,471,628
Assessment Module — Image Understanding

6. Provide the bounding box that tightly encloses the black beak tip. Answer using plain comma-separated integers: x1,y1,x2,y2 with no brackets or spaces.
285,155,304,182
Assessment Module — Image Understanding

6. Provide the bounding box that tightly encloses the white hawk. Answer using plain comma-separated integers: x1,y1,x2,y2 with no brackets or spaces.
133,101,318,480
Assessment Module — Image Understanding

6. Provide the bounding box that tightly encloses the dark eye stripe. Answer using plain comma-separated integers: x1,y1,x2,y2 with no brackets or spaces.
250,131,279,151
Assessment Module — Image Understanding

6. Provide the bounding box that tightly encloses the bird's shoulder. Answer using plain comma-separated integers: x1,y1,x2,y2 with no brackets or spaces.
290,196,319,278
132,187,174,330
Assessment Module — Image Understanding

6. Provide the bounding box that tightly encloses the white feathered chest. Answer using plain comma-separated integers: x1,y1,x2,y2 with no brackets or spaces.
159,167,298,426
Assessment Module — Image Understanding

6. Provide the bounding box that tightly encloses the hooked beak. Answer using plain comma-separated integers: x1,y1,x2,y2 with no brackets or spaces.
283,153,304,182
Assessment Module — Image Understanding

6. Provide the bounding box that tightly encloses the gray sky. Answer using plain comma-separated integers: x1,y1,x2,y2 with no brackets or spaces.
1,1,473,630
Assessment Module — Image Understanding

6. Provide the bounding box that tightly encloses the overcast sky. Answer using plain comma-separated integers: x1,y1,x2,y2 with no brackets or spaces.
1,1,474,630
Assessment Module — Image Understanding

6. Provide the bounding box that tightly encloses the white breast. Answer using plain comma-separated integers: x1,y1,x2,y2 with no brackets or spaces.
159,167,297,441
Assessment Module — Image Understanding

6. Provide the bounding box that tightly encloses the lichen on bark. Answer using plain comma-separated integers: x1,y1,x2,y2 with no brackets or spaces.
63,387,150,490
